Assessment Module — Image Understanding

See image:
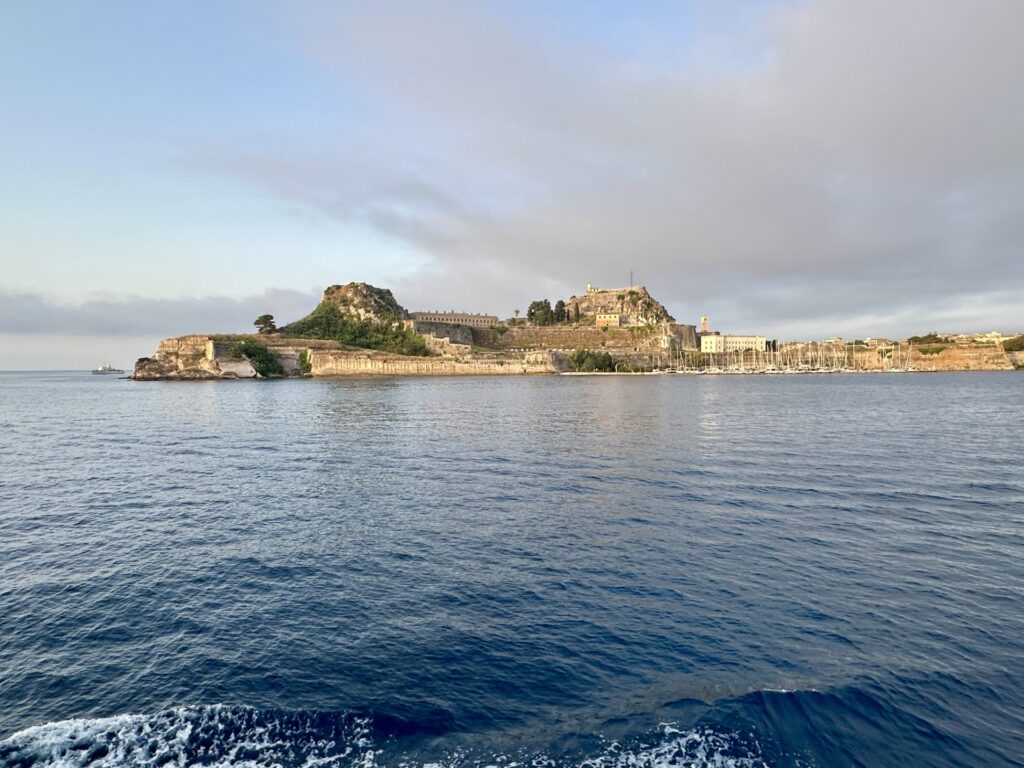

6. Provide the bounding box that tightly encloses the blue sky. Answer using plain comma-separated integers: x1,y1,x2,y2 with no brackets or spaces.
1,1,1022,368
1,2,423,297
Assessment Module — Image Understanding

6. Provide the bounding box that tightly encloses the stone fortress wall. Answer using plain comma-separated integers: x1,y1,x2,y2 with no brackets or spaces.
406,321,475,347
471,324,697,353
308,349,563,376
134,335,565,379
135,336,326,379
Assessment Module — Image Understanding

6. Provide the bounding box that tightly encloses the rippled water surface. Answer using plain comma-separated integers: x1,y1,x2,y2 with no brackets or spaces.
1,372,1022,767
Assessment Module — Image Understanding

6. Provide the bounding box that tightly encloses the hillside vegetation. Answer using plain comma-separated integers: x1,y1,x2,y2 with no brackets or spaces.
569,349,615,372
282,302,429,356
1002,335,1024,352
229,340,285,376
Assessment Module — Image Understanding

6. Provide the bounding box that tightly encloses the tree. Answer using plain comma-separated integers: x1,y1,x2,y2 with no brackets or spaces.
527,299,553,326
569,349,615,372
254,314,277,334
554,300,566,323
1003,335,1024,352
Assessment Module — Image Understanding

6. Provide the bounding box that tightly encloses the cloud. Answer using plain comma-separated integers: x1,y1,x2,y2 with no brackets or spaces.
0,288,320,337
186,0,1024,336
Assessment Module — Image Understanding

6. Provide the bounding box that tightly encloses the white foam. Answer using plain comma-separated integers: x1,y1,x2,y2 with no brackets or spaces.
579,724,766,768
1,711,765,768
0,705,376,768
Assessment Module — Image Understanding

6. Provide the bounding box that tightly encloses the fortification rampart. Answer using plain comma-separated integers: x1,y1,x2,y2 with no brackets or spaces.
136,335,344,379
308,349,563,376
208,340,318,375
157,335,210,360
406,320,475,346
422,336,473,356
472,323,696,352
134,335,567,379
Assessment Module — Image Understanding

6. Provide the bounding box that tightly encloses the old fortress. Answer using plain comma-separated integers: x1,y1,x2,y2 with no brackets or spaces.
132,279,1023,379
410,282,770,354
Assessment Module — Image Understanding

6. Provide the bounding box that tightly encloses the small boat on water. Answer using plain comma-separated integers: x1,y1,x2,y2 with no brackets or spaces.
92,362,125,375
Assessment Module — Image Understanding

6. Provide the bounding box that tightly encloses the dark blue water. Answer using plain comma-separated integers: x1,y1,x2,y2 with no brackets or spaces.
1,372,1022,767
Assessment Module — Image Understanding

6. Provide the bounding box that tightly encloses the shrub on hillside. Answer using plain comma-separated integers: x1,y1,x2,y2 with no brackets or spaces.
297,350,312,375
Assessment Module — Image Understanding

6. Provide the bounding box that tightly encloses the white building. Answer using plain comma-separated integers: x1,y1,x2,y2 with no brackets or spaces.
410,311,498,328
701,333,767,354
596,313,624,328
701,333,723,353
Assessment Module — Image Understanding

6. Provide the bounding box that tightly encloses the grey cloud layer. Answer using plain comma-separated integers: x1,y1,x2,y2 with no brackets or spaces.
192,0,1024,334
0,289,319,337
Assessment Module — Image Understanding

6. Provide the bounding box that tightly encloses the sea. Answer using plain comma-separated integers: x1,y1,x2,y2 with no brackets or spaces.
0,371,1021,767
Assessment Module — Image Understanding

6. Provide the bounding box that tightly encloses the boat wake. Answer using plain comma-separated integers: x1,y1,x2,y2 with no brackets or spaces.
0,706,765,768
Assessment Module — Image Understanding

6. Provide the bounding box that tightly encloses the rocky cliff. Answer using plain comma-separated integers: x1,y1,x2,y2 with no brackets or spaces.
133,336,226,380
279,282,408,337
318,282,407,322
566,285,674,325
848,344,1014,371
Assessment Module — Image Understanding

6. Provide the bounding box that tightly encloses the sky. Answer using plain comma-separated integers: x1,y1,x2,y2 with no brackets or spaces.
2,0,1022,368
